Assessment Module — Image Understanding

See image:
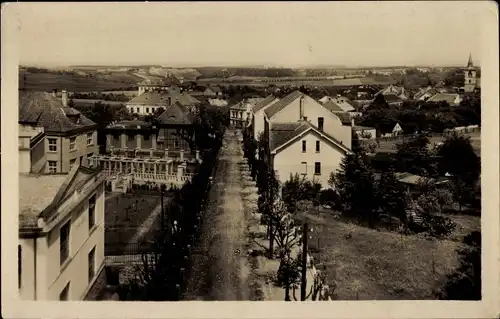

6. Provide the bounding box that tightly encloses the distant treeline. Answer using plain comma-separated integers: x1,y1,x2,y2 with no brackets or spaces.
71,92,131,102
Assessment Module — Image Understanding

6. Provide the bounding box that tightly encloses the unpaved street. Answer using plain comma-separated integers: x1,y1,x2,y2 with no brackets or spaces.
183,130,253,300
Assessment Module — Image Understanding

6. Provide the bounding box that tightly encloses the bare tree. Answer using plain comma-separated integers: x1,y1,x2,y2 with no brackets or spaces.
271,200,302,258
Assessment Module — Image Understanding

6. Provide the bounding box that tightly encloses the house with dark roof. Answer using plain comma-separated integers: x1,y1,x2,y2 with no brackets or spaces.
263,91,352,150
374,84,409,106
19,163,106,300
268,120,352,188
19,92,98,173
104,102,196,160
251,95,280,140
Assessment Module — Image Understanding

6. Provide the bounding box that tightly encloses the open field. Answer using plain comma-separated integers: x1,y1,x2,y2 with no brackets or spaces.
20,70,141,92
298,210,477,300
72,99,126,107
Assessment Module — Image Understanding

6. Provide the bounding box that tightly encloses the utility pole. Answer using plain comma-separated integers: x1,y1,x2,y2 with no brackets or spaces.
160,184,165,232
300,222,308,301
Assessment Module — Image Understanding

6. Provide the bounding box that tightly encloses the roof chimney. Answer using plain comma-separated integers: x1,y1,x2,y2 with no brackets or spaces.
61,90,68,107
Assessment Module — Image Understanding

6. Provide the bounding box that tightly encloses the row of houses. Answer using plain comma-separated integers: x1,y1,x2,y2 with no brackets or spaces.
17,86,202,300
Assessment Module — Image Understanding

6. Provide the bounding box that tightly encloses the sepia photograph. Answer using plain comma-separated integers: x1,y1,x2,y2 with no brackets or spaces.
1,1,499,318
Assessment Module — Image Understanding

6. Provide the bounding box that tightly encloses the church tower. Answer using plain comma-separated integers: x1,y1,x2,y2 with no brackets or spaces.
464,53,477,93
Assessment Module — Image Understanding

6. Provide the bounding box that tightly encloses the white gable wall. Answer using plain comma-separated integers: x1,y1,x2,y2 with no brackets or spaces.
269,95,351,149
272,130,346,188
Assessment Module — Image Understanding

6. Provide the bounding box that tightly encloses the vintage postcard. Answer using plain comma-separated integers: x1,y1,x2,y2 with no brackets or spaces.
1,1,498,319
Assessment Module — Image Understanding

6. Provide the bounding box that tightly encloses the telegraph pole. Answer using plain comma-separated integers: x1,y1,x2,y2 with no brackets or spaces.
300,222,308,301
160,184,165,232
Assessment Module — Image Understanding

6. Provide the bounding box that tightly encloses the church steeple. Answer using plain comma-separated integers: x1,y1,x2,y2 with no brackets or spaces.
467,52,474,68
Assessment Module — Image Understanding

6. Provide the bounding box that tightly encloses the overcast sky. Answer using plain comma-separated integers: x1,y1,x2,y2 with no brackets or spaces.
12,2,486,68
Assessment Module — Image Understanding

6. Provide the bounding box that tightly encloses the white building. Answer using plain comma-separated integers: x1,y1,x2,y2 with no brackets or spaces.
268,121,352,188
18,164,106,300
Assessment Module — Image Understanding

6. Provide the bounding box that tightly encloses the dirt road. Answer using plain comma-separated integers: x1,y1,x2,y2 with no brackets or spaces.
183,129,253,300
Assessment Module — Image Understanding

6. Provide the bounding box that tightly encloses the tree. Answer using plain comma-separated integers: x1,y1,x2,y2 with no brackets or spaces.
438,134,480,211
271,200,302,258
436,231,481,300
415,181,456,237
276,252,302,301
377,168,409,225
329,151,378,227
395,133,437,176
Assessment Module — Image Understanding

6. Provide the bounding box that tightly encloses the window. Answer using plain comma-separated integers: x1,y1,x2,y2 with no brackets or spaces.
146,107,150,113
316,140,320,153
143,134,150,141
70,159,76,169
128,134,135,141
89,194,96,230
314,162,321,175
48,138,57,152
136,107,140,113
88,247,96,283
301,162,307,175
18,245,22,289
60,221,71,266
59,282,70,301
174,140,180,148
87,133,93,145
48,161,57,173
69,137,76,151
302,140,306,153
318,117,324,131
303,116,308,121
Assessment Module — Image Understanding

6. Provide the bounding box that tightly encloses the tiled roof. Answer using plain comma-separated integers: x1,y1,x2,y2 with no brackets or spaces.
414,87,439,100
19,92,97,134
331,97,355,112
269,120,350,154
426,93,460,105
127,90,199,107
322,100,344,112
264,90,303,118
157,102,194,125
253,95,278,113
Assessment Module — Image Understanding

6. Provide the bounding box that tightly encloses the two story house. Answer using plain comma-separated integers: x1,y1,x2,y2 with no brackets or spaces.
268,120,352,188
19,164,106,300
263,91,352,150
19,92,98,174
261,91,353,188
126,89,200,115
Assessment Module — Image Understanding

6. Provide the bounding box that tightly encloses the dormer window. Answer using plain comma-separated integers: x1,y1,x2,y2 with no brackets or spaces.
67,114,80,124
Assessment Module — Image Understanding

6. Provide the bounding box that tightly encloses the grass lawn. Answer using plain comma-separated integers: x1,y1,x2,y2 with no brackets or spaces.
299,210,471,300
105,193,164,254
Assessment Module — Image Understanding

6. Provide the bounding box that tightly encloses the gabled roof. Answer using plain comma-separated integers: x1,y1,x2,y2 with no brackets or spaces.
19,164,102,230
331,97,355,112
19,92,97,134
253,95,279,113
157,102,194,125
426,93,460,105
322,100,344,112
127,91,171,106
376,84,405,97
127,90,199,107
269,120,351,154
264,90,303,118
414,86,439,100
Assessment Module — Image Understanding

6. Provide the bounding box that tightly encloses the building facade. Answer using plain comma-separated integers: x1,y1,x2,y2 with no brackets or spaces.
19,124,46,174
19,165,106,300
19,92,99,174
268,121,352,188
